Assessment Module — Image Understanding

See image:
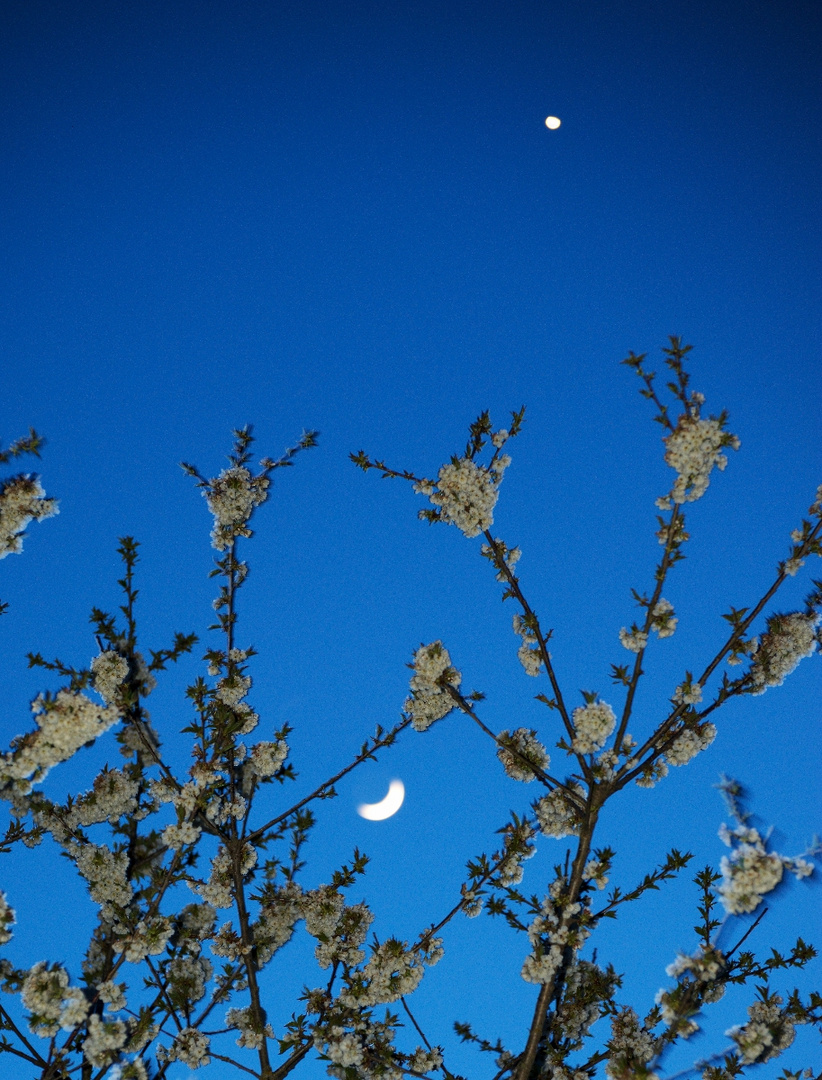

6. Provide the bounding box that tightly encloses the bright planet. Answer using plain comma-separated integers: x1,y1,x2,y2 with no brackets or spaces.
545,115,561,129
357,779,405,820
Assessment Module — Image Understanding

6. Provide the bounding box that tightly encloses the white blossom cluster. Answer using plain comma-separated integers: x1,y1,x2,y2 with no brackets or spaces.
571,700,616,755
718,823,813,914
747,611,819,694
122,915,175,963
166,955,212,1008
583,856,610,890
74,843,133,912
318,1026,366,1070
496,820,537,887
152,762,217,821
664,722,716,767
252,880,304,964
70,768,140,826
0,473,58,558
649,598,677,638
482,537,521,582
664,945,725,1005
192,843,256,909
521,884,589,986
553,959,615,1048
311,1009,413,1080
21,962,89,1037
340,936,442,1007
605,1007,658,1080
534,783,586,838
225,1005,275,1049
83,1014,129,1067
90,650,130,705
205,464,269,550
403,641,461,731
635,759,669,789
513,613,543,676
0,691,121,791
417,454,509,538
162,1026,211,1068
496,727,549,781
618,627,648,653
162,819,202,850
726,995,795,1064
673,678,703,705
303,887,374,970
662,412,739,504
0,890,15,944
246,738,289,778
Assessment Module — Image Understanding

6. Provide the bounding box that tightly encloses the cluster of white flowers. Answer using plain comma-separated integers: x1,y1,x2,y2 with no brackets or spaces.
206,790,248,825
303,887,374,969
403,641,461,731
650,598,677,638
164,1026,211,1068
253,880,304,965
727,996,795,1064
246,738,289,778
21,962,89,1037
673,679,702,705
205,464,270,550
408,1046,444,1073
554,959,615,1047
512,613,543,676
419,454,509,538
83,1014,129,1067
521,886,588,985
97,979,127,1011
90,650,130,705
107,1058,149,1080
215,672,252,708
571,700,616,755
605,1007,658,1080
534,783,586,838
225,1006,275,1049
496,821,537,887
71,768,139,826
177,902,217,953
152,762,217,818
662,413,739,504
583,857,609,890
635,758,670,789
210,921,246,960
664,722,716,767
496,727,549,781
747,611,819,694
122,915,174,963
193,844,256,909
718,823,813,914
166,956,212,1008
665,950,721,989
74,843,133,911
322,1028,365,1068
162,819,202,850
0,691,121,791
0,890,16,944
482,537,521,582
0,474,58,558
618,627,648,653
340,936,442,1007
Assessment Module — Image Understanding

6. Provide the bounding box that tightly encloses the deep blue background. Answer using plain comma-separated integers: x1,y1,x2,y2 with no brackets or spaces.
1,1,820,1076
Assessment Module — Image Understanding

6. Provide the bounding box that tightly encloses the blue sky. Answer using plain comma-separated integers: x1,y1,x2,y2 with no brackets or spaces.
1,1,820,1076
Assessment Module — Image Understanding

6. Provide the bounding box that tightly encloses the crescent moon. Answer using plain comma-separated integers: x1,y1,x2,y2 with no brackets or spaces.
357,779,405,821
